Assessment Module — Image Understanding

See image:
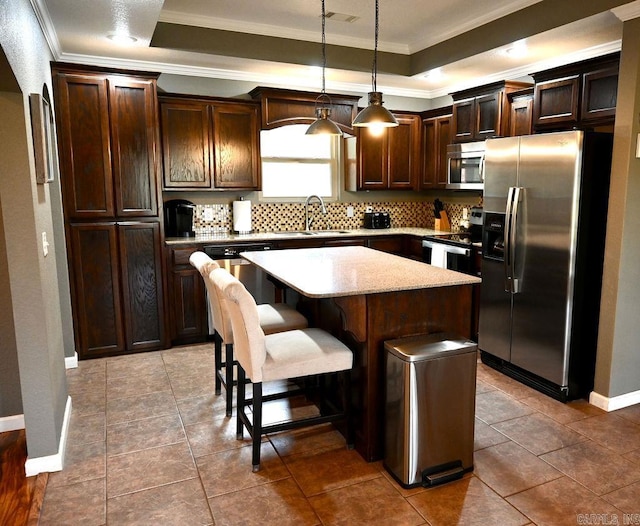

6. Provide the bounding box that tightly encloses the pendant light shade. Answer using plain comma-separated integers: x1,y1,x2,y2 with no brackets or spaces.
306,0,342,136
352,91,398,128
352,0,398,129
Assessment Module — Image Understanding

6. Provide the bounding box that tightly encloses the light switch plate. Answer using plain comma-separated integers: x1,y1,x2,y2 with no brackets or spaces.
346,206,354,218
203,207,214,221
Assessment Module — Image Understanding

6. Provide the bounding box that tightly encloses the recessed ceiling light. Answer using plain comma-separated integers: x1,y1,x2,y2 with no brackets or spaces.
500,40,527,58
107,33,138,45
423,68,444,81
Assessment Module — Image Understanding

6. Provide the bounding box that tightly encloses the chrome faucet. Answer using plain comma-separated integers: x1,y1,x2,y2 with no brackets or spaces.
304,194,327,231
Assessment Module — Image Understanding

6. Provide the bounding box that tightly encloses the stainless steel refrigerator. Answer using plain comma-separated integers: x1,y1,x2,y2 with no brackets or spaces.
478,130,613,401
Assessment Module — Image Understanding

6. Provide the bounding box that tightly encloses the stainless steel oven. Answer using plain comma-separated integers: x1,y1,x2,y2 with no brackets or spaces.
422,237,475,274
446,141,486,190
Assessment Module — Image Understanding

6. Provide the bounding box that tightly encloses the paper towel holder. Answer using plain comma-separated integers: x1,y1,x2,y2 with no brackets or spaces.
233,197,252,234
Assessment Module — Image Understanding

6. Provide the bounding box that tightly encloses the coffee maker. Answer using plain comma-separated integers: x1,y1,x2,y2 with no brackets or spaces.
164,199,196,237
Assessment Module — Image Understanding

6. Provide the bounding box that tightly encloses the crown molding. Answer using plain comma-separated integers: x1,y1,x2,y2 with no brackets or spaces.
611,0,640,21
29,0,61,59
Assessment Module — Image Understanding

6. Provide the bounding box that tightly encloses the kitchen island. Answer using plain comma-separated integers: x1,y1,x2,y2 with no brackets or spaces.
242,246,481,462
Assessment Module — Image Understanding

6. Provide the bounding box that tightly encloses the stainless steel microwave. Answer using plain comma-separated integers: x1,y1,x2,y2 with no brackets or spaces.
446,141,485,190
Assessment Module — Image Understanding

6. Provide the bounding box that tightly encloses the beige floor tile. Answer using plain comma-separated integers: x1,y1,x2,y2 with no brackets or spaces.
185,413,257,458
107,413,186,456
168,371,216,400
284,447,382,497
67,412,105,446
475,379,496,394
176,392,229,426
69,388,106,417
106,351,166,379
506,476,624,526
47,440,105,488
602,480,640,514
209,478,320,526
519,393,601,424
408,476,528,526
108,478,213,525
568,413,640,454
106,370,171,400
106,441,197,498
492,412,586,455
379,467,431,498
475,390,535,425
474,417,510,451
196,442,290,497
473,440,562,497
614,404,640,425
625,448,640,465
66,370,105,396
106,389,178,425
309,477,425,525
40,477,106,526
268,423,347,458
541,440,640,495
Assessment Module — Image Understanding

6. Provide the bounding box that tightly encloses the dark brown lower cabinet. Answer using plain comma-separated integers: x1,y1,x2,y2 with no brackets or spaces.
69,221,165,359
166,246,208,345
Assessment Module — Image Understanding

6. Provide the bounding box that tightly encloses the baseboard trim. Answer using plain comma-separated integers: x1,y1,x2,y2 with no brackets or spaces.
24,396,72,477
65,352,78,369
0,414,25,433
589,389,640,411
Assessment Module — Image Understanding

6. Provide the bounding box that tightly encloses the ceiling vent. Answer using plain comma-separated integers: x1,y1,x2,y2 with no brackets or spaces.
325,12,359,23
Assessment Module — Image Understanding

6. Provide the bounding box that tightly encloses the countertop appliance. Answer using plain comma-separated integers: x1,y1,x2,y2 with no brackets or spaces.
165,199,196,237
446,141,485,190
363,211,391,229
478,130,613,401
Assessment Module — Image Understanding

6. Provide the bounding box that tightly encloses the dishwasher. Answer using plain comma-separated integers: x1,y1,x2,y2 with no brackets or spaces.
203,243,277,335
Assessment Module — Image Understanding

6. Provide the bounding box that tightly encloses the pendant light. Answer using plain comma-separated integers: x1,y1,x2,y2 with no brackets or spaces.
352,0,398,131
306,0,343,136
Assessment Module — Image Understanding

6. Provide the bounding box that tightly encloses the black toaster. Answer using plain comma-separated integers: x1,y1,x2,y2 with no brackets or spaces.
363,211,391,229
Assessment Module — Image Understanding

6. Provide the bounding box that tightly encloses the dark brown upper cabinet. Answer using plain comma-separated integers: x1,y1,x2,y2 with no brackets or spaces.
249,86,360,134
346,113,421,191
508,88,534,136
421,108,452,189
159,95,261,190
451,81,532,142
532,53,619,131
54,67,160,219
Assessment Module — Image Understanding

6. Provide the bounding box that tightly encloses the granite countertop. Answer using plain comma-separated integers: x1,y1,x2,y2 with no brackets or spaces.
164,227,448,246
241,245,481,298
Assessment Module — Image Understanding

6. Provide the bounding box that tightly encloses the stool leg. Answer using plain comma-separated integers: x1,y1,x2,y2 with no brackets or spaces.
343,369,354,449
252,382,263,472
213,331,222,395
225,343,234,417
236,365,246,440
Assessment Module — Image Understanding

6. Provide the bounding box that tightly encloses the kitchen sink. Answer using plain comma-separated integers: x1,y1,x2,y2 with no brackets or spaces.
270,230,351,235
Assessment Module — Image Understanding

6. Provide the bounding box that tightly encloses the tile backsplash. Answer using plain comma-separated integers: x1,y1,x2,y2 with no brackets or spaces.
192,200,481,235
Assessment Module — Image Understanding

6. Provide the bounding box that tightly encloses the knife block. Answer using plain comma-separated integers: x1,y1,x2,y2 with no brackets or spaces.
435,211,450,231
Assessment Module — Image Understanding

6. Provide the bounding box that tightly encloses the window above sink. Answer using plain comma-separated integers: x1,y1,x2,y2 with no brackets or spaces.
259,124,340,202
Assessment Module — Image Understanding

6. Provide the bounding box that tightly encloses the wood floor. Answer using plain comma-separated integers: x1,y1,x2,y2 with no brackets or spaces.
0,430,47,526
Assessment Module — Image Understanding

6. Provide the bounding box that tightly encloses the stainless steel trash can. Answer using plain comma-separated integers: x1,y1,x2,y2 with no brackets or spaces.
384,332,477,488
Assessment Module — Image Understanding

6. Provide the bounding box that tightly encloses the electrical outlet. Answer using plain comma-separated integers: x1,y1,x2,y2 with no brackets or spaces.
203,207,214,221
346,206,354,218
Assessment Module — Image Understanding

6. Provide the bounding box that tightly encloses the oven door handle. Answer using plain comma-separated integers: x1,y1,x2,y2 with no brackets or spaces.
422,240,471,257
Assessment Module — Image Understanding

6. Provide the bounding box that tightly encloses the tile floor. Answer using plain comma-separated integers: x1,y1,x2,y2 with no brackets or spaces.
39,343,640,525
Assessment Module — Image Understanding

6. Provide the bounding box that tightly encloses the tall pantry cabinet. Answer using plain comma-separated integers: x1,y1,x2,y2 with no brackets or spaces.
53,64,166,359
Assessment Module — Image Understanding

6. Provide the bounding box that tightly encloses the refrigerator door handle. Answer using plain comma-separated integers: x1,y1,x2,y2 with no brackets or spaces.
510,187,523,293
504,186,516,292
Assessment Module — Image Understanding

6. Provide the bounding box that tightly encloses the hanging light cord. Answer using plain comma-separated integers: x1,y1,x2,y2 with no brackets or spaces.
321,0,327,94
371,0,379,92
